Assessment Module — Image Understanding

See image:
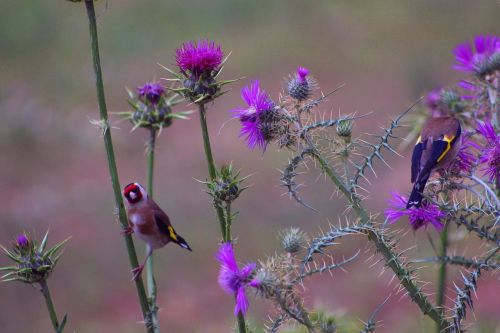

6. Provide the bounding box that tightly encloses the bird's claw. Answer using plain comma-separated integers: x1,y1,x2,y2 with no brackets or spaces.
121,225,134,236
131,264,144,281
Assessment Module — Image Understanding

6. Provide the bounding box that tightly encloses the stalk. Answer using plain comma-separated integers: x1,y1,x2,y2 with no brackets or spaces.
237,312,247,333
309,148,448,329
436,222,449,329
146,128,160,332
197,103,229,242
83,1,152,330
39,281,61,332
197,102,246,332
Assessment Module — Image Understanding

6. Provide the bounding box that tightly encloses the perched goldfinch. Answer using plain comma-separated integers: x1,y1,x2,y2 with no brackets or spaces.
407,116,462,208
122,182,192,280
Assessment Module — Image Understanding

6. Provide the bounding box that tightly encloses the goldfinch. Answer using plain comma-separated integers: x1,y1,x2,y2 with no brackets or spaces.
407,116,462,208
122,182,192,280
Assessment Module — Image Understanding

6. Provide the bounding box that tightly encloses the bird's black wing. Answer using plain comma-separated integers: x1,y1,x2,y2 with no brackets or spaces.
411,138,425,183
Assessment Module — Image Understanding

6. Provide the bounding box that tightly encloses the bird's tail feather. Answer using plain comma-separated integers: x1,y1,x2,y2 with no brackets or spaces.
175,235,192,251
407,171,431,208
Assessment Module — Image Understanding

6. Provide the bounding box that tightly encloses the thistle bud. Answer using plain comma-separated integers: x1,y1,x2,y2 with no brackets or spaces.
279,227,308,254
1,232,69,284
287,67,315,101
120,81,189,131
138,82,165,105
477,52,500,79
251,268,278,298
335,119,353,142
440,88,465,114
205,163,248,205
16,235,30,249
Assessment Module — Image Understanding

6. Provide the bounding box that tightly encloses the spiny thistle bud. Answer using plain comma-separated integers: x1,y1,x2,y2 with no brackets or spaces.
16,235,29,250
1,231,69,284
205,163,249,205
440,88,465,114
287,66,315,101
279,227,308,254
119,82,189,131
138,82,165,105
251,268,278,298
477,52,500,79
335,118,353,143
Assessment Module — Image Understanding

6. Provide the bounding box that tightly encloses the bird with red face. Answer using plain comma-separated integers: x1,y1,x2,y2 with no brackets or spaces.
407,116,462,208
122,182,192,280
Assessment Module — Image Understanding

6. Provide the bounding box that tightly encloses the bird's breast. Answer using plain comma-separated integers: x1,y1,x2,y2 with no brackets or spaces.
129,212,156,235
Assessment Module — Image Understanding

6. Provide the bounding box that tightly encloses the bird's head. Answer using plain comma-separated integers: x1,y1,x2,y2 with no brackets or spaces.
123,182,148,206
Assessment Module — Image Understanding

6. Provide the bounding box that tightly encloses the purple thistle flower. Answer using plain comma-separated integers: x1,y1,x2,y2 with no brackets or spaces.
137,82,164,105
232,80,275,151
385,192,445,231
175,40,223,76
216,243,256,316
16,234,29,248
477,121,500,185
297,67,309,82
425,87,445,116
443,134,476,175
453,35,500,73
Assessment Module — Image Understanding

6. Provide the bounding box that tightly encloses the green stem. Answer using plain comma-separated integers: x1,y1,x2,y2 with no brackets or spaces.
84,1,152,331
435,222,449,332
197,103,246,333
309,148,448,329
39,281,61,332
237,312,247,333
146,128,160,332
197,103,229,242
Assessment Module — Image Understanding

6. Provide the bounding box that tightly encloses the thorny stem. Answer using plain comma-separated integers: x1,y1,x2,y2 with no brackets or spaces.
39,281,61,332
304,137,448,328
226,202,232,241
468,174,500,210
83,1,152,330
293,100,449,328
197,103,247,332
198,103,229,242
146,128,160,332
436,222,449,333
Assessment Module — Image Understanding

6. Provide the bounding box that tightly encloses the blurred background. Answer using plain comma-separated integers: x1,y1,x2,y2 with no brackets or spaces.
0,1,499,332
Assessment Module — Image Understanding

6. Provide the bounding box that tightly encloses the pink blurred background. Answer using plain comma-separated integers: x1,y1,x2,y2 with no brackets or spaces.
0,1,498,332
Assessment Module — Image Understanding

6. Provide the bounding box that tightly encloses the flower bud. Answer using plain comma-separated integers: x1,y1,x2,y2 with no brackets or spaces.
279,227,308,254
251,268,278,298
287,67,315,101
335,119,353,142
1,231,69,284
206,163,248,205
16,234,29,249
440,88,465,114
